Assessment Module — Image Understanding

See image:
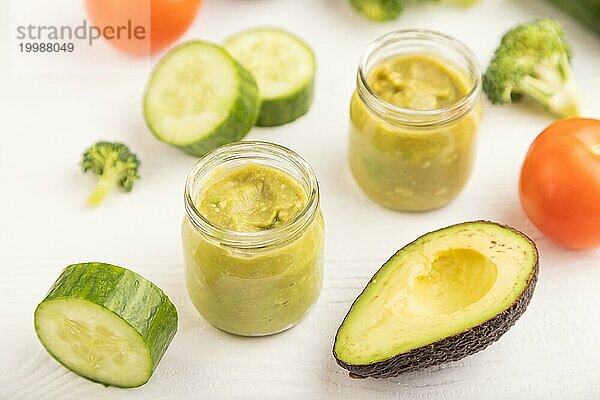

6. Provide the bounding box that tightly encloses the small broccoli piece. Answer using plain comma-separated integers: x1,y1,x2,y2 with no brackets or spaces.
350,0,478,21
81,141,140,207
350,0,404,22
446,0,478,5
483,19,580,118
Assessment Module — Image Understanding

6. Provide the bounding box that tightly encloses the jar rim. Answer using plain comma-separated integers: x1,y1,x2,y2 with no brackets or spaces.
184,141,320,250
357,29,482,127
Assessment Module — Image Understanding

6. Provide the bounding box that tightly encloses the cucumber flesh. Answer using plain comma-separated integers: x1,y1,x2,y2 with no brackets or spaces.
225,28,315,127
144,41,260,156
34,263,178,388
35,299,153,388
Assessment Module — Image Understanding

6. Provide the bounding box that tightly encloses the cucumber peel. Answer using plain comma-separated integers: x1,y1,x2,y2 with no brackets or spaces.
225,28,316,127
34,262,178,388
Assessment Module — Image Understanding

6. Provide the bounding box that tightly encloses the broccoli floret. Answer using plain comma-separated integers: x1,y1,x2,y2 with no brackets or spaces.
81,141,140,207
350,0,404,22
350,0,478,22
483,19,580,118
447,0,478,5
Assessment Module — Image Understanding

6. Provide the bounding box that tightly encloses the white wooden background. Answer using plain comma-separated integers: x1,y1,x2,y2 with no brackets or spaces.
1,0,600,399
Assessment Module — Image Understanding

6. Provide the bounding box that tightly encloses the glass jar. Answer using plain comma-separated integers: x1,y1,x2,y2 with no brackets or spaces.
182,141,324,336
349,29,483,212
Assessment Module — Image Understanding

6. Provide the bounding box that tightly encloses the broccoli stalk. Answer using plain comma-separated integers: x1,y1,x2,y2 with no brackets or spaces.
483,19,581,118
518,52,580,118
81,141,140,207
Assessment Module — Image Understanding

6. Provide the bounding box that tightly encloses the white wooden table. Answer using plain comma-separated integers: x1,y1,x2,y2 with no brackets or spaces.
1,0,600,398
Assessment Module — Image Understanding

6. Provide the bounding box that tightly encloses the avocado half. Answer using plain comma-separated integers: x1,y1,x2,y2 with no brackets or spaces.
333,221,539,378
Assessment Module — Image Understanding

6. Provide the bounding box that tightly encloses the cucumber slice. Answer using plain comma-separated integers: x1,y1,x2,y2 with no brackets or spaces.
144,41,260,156
34,263,178,388
224,28,316,127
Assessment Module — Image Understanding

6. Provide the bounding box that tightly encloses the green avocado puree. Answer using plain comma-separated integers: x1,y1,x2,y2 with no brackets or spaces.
350,53,482,211
368,54,467,110
182,164,324,336
198,164,306,232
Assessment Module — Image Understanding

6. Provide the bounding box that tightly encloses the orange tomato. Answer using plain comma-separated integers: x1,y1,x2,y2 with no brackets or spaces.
85,0,202,56
520,118,600,250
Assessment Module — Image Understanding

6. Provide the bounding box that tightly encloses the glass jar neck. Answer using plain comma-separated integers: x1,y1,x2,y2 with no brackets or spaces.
184,141,320,250
357,29,482,127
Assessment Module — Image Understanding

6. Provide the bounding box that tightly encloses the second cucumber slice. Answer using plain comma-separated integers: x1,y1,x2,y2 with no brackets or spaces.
225,28,316,127
144,41,260,156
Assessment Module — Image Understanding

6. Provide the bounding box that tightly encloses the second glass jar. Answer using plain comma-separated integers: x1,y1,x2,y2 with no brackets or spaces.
349,29,483,212
182,141,324,336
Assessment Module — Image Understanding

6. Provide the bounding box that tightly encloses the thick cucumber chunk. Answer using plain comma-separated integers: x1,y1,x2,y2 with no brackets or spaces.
144,41,260,156
224,28,316,127
34,263,178,388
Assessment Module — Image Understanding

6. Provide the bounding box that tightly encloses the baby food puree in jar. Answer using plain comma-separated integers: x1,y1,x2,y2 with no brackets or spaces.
182,142,324,336
349,30,483,211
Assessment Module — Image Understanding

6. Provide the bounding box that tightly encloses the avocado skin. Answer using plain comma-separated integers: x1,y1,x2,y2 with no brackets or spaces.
333,221,539,378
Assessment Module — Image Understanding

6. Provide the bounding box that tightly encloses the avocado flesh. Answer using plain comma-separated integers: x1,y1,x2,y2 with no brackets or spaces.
334,221,538,376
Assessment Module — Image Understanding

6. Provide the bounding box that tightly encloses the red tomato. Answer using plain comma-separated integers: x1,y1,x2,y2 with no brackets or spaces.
85,0,202,56
520,118,600,250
